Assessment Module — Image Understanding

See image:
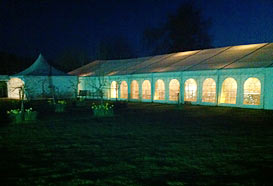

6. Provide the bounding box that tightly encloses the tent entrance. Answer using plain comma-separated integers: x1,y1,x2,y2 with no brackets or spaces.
0,81,8,98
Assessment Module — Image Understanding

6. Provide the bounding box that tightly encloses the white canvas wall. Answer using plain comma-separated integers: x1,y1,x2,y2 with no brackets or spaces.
264,67,273,110
51,76,78,99
8,76,78,100
78,67,273,110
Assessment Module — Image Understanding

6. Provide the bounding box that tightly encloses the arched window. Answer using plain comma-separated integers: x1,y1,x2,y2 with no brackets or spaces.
8,77,25,99
130,80,139,99
169,79,180,101
120,81,128,99
243,77,261,105
202,78,216,103
184,78,197,102
220,78,237,104
142,80,151,99
154,79,165,100
110,81,118,98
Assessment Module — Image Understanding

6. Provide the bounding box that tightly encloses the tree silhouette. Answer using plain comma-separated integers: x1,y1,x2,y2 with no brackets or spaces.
143,2,212,55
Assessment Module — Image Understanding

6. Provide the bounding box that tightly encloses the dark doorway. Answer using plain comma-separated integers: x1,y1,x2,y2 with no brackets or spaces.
0,81,7,98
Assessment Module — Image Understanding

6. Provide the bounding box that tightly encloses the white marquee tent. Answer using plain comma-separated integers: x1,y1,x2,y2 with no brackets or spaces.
69,43,273,110
8,54,78,100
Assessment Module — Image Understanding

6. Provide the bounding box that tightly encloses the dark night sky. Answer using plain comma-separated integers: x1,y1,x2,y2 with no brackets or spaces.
1,0,273,59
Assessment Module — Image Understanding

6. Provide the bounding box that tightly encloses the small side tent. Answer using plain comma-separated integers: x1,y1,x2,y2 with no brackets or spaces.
8,54,78,100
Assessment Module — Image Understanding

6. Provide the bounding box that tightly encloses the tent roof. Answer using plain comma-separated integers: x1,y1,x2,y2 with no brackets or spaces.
69,43,273,76
16,54,68,76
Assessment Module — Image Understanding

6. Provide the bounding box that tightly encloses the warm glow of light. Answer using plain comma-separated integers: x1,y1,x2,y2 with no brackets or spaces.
120,81,128,99
8,77,25,99
184,78,197,102
243,77,261,105
142,80,151,99
173,51,198,57
202,78,216,103
108,71,118,76
154,79,165,100
110,81,118,98
169,79,180,101
152,67,168,73
130,80,139,99
80,72,94,76
231,43,265,50
220,78,237,104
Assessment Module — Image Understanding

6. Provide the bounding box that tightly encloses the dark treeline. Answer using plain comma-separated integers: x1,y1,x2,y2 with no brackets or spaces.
0,52,34,75
0,2,212,74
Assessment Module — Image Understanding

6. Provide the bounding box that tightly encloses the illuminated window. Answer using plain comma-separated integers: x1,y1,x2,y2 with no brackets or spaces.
169,79,180,101
243,77,261,105
8,78,25,99
110,81,118,98
202,78,216,103
130,80,139,99
220,78,237,104
142,80,151,99
154,79,165,100
120,81,128,99
184,78,197,102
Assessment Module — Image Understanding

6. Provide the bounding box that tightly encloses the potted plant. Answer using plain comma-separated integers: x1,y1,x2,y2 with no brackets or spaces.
7,109,23,124
24,108,38,121
92,102,114,117
55,100,67,112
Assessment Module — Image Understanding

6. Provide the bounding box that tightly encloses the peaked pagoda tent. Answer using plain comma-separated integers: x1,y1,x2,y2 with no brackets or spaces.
69,43,273,110
8,54,78,99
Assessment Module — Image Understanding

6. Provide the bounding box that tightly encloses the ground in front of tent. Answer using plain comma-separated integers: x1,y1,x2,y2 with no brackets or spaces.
0,100,273,185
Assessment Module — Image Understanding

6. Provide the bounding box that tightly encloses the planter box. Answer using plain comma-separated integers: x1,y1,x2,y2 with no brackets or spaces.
24,111,38,121
93,108,114,118
9,113,23,124
55,104,66,112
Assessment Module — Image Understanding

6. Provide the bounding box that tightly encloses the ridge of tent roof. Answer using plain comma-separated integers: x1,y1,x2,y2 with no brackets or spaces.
15,54,69,76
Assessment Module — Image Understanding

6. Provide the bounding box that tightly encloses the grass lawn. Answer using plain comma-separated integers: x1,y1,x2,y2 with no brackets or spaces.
0,100,273,185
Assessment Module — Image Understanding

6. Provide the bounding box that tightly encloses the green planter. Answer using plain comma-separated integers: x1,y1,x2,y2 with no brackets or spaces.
92,103,114,118
93,108,114,118
55,104,66,112
9,113,23,124
24,111,38,121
